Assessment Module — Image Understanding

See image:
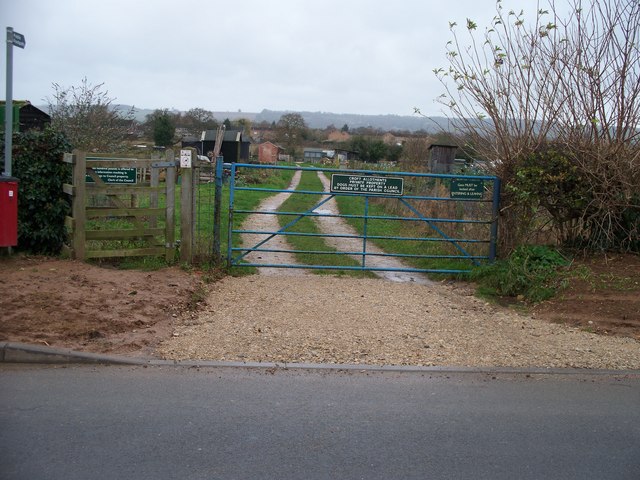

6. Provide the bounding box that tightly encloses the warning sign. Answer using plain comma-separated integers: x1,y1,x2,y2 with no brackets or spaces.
330,174,404,196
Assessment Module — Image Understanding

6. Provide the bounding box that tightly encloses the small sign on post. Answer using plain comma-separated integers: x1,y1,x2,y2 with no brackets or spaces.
180,149,192,168
450,178,485,199
3,27,26,177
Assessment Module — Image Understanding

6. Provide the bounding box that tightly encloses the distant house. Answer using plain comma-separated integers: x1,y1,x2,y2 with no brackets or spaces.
258,141,283,164
0,101,51,132
181,129,250,162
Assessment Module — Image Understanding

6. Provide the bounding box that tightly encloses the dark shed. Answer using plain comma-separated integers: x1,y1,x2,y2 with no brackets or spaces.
0,101,51,132
428,144,458,174
182,129,250,162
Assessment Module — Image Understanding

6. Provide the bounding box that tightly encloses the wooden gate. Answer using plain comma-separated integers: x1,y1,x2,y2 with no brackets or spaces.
63,150,176,261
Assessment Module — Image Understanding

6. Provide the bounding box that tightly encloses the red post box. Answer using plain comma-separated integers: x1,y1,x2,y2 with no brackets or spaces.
0,176,19,247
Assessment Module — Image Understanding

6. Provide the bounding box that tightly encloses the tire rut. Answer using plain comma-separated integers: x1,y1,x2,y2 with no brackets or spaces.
240,169,432,284
313,172,433,285
240,169,309,276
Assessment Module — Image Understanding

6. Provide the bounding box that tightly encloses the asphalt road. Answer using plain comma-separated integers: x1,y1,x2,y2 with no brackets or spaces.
1,365,639,480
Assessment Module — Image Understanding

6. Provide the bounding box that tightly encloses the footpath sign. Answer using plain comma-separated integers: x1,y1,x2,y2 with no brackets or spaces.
180,149,192,168
331,174,404,196
10,31,26,49
450,178,484,199
86,167,137,184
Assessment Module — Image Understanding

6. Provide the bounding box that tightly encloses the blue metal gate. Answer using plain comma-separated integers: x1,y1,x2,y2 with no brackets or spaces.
227,163,500,275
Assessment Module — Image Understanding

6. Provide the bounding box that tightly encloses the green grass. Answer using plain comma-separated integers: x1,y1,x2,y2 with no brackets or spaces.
276,170,372,277
334,194,480,275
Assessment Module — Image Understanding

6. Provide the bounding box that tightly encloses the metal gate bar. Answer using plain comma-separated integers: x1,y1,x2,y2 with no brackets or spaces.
398,197,478,266
227,163,500,274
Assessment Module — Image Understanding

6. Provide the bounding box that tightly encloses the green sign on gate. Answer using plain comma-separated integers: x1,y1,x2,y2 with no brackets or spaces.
86,167,137,184
450,178,484,199
331,174,404,196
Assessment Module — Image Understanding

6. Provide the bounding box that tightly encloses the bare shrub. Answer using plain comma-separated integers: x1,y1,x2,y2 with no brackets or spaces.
47,78,134,152
434,0,640,252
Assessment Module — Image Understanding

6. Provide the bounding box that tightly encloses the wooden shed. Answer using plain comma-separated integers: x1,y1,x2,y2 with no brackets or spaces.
182,129,250,162
428,144,458,173
0,100,51,132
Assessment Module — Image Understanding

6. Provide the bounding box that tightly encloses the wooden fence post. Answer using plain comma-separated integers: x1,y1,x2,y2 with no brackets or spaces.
72,150,86,260
150,156,159,229
180,147,197,263
165,149,176,263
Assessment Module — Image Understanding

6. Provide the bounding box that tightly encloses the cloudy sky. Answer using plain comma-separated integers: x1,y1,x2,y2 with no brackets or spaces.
2,0,547,116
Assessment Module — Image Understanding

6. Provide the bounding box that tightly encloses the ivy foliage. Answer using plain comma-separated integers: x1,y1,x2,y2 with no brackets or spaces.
6,127,71,254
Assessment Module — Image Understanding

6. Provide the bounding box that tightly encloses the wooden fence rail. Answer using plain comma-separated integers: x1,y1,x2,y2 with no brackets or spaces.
63,150,177,261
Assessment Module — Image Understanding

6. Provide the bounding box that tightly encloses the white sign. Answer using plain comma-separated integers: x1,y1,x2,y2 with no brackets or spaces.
180,149,192,168
11,31,26,49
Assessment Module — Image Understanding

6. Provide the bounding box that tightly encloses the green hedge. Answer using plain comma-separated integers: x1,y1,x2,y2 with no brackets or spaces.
8,127,71,254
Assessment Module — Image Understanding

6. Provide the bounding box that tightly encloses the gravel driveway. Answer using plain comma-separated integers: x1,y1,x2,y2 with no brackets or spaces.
158,275,640,369
158,169,640,369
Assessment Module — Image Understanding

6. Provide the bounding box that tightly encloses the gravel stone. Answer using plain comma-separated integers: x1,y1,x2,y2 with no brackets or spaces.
158,275,640,369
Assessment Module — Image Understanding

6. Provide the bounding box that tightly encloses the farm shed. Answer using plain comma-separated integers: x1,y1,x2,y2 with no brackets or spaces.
334,148,359,161
258,141,284,164
428,143,458,174
0,101,51,132
303,148,327,163
182,129,250,162
304,147,358,164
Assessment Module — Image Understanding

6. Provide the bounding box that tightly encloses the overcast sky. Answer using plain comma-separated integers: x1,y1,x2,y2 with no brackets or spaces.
3,0,548,116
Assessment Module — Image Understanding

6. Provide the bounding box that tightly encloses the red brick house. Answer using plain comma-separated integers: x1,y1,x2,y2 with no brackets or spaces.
258,141,283,164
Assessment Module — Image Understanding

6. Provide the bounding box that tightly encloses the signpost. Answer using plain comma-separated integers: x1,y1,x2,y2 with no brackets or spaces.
10,31,25,49
450,178,484,199
3,27,26,177
330,174,404,196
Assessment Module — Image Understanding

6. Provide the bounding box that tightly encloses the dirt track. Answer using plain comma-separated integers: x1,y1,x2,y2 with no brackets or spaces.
240,169,309,276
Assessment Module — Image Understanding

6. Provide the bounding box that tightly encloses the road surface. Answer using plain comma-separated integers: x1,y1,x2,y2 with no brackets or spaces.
1,365,639,479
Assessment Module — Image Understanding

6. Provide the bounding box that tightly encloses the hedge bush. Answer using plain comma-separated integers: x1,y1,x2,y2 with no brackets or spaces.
4,127,71,254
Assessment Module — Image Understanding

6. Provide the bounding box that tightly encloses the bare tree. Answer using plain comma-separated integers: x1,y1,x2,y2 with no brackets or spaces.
47,78,135,151
180,108,218,136
275,113,308,157
434,0,640,251
401,137,430,167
